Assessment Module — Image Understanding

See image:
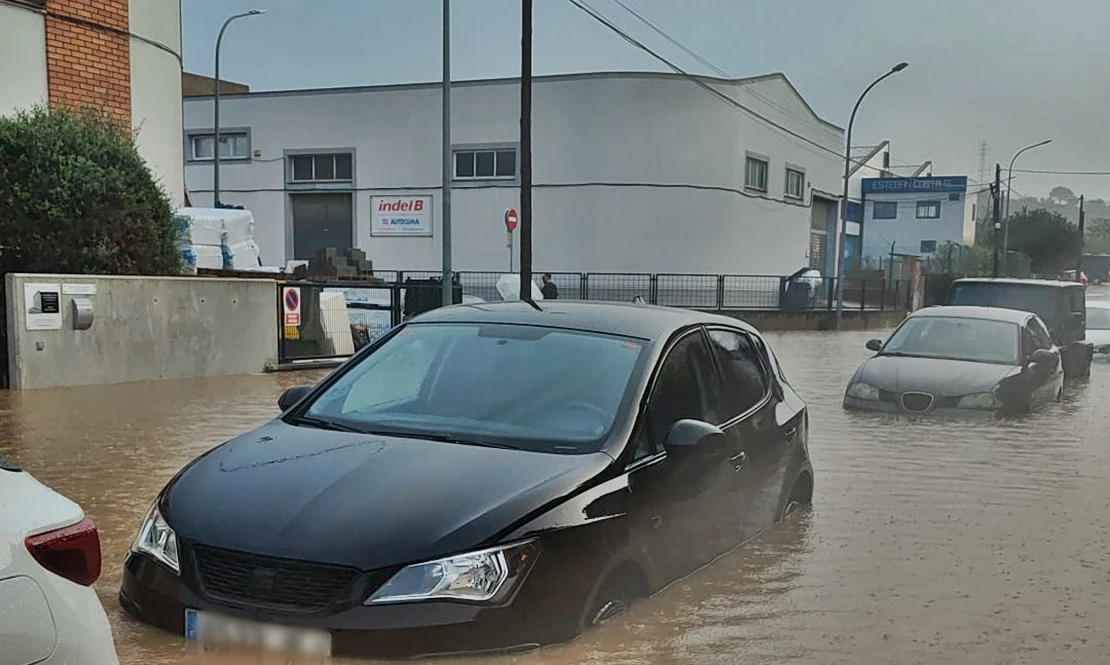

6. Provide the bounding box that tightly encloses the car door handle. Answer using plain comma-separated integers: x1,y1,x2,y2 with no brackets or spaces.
730,451,746,472
782,427,798,444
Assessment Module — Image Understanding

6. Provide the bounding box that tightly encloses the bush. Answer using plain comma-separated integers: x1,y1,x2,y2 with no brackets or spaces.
0,106,181,275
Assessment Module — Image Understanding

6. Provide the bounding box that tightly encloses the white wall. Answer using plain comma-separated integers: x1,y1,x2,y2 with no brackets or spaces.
861,183,969,260
130,0,184,208
0,1,48,117
184,73,844,275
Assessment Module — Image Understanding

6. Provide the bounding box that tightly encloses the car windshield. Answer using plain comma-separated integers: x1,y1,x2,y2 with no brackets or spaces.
299,322,647,453
949,283,1060,331
881,316,1020,365
1087,306,1110,330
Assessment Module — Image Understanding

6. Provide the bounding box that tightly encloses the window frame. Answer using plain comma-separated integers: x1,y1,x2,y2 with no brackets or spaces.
185,128,252,163
920,240,938,254
704,326,774,424
451,143,520,185
784,166,806,200
744,154,770,192
626,327,719,467
915,200,942,219
872,201,898,220
284,150,356,186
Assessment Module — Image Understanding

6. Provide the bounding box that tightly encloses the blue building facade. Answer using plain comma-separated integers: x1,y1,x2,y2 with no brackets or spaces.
859,175,974,267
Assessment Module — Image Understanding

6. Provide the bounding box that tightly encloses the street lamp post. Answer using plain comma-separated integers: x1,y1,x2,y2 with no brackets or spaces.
834,62,909,329
213,9,264,207
1002,138,1052,271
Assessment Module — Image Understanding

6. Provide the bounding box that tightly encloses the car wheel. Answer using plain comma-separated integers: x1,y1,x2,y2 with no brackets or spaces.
781,471,814,520
584,565,647,628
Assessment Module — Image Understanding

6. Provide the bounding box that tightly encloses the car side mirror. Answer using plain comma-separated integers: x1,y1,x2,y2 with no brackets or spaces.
1028,349,1057,370
866,339,883,352
663,419,726,451
278,385,313,411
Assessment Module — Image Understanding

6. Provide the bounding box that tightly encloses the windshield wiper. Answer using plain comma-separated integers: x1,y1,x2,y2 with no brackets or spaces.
370,429,521,450
287,415,365,433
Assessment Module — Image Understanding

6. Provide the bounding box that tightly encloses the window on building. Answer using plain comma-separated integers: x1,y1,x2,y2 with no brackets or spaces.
453,147,518,181
288,153,354,183
916,200,941,219
745,156,769,192
920,240,938,253
873,201,898,219
785,168,805,199
948,192,961,202
190,132,250,161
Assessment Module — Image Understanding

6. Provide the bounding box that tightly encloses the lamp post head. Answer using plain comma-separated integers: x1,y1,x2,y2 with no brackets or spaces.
247,9,265,15
892,62,910,72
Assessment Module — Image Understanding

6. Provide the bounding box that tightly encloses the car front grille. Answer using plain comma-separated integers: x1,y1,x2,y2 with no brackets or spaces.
191,545,362,612
900,392,935,412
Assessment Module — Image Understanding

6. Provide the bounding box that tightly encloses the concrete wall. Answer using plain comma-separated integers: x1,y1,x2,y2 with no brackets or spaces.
0,1,48,116
183,72,844,276
5,274,277,389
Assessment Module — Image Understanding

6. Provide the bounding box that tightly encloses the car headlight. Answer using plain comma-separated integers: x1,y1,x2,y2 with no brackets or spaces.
366,540,538,605
846,381,881,401
130,502,180,574
957,392,1002,410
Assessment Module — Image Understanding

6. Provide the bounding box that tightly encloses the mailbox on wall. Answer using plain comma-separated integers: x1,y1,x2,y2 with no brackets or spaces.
71,297,94,330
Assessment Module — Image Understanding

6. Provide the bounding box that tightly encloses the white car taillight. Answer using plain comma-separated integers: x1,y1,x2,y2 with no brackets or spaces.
25,517,102,587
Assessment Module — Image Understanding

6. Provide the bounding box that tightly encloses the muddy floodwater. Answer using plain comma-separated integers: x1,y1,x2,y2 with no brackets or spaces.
4,329,1110,665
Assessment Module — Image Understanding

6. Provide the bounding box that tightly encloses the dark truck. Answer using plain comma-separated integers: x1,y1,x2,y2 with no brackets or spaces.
948,278,1093,379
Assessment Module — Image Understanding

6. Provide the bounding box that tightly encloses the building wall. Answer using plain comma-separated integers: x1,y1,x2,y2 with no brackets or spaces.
0,2,49,116
183,72,844,276
45,0,131,122
5,273,277,389
0,0,184,207
860,176,970,263
129,0,184,207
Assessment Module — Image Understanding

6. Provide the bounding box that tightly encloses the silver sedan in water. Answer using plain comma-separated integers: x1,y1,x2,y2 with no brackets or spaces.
844,306,1063,418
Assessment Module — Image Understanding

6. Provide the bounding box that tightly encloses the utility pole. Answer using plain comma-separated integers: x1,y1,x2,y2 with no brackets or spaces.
992,163,1002,277
1076,194,1086,278
519,0,533,301
440,0,453,306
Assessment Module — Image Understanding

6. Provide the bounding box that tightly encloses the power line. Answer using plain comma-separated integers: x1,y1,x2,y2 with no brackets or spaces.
566,0,899,175
1012,168,1110,176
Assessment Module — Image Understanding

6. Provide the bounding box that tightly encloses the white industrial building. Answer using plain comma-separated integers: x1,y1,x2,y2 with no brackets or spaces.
859,175,974,264
182,71,847,276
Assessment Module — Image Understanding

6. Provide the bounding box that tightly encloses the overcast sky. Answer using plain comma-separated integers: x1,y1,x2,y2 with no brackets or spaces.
181,0,1110,200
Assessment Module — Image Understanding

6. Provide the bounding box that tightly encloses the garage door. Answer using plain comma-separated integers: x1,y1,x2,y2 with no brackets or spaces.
290,193,353,260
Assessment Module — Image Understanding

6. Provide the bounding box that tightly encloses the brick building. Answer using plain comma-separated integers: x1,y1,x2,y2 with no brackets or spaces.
0,0,185,206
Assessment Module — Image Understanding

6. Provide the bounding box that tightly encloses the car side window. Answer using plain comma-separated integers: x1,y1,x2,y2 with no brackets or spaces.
634,331,716,460
706,329,771,420
1021,325,1039,359
1029,318,1053,349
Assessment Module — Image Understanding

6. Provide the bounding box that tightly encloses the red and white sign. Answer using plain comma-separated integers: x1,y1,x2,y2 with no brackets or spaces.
504,207,519,232
283,286,301,326
370,196,433,237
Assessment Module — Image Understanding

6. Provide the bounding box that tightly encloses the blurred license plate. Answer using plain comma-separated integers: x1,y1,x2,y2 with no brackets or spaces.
184,609,331,656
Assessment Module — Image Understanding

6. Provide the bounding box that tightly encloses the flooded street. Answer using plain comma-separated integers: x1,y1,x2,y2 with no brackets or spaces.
4,329,1110,665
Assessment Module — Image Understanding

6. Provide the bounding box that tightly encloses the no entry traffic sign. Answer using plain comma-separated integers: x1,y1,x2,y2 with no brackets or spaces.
504,207,519,232
283,286,301,326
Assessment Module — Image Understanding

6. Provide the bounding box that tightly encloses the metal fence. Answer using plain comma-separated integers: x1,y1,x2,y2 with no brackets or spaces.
276,272,913,364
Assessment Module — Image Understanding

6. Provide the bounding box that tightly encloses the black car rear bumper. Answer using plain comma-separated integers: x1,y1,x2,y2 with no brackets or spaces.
119,545,592,659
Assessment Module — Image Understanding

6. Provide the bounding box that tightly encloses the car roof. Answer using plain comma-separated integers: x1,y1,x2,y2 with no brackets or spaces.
913,305,1033,324
407,299,757,340
1086,298,1110,309
952,277,1081,289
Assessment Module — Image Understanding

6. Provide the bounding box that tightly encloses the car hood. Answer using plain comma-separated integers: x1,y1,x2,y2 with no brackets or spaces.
162,419,613,570
853,354,1020,396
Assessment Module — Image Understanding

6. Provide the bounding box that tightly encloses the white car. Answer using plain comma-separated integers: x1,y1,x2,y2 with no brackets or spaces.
0,457,119,665
1086,299,1110,354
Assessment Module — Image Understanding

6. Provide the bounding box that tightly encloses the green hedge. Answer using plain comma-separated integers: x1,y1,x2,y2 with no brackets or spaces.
0,106,181,275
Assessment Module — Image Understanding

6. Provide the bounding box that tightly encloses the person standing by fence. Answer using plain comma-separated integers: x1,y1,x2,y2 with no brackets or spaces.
541,273,559,299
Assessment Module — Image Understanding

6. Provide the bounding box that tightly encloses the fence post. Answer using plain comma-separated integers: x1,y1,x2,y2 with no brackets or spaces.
649,274,658,305
582,273,590,300
826,278,834,311
879,278,886,311
860,279,866,311
716,275,725,311
276,282,285,364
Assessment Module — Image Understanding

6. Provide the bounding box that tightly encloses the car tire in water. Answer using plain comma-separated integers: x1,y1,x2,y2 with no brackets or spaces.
780,471,814,520
584,565,647,628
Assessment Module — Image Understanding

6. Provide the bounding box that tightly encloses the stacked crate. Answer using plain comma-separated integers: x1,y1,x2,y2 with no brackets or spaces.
307,248,375,279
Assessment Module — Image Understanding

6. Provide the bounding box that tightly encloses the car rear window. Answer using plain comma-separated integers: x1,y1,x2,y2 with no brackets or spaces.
949,283,1061,329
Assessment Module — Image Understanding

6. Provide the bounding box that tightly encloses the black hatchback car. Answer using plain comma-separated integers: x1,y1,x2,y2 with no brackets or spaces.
119,301,814,659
